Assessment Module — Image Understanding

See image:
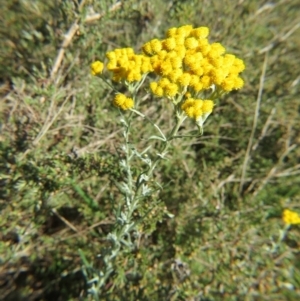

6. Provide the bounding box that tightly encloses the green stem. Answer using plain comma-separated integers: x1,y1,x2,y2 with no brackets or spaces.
92,106,186,296
133,111,186,204
149,115,184,177
124,119,133,196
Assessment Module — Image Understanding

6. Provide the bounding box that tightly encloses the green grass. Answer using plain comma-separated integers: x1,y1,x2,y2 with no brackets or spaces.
1,0,300,300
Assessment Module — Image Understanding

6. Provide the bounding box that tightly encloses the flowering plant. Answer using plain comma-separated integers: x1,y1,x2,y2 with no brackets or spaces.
85,25,245,297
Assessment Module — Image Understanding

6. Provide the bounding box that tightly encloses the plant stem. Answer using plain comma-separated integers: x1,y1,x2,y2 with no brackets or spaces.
91,109,186,296
134,112,186,201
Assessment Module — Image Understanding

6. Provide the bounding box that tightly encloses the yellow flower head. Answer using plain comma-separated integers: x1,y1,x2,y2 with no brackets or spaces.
181,98,203,119
183,53,196,67
150,81,164,97
141,56,153,73
150,39,163,54
181,98,214,126
283,209,300,225
164,82,179,97
209,43,226,57
202,100,214,113
167,27,177,38
185,37,198,50
223,54,236,68
151,78,179,98
126,70,142,82
106,51,116,60
160,61,173,76
91,61,104,75
171,57,183,69
168,68,183,82
162,38,177,51
191,26,209,39
197,39,211,55
113,93,134,110
200,75,212,89
142,42,153,55
158,77,171,88
177,25,193,38
210,68,226,85
174,35,185,46
221,75,244,91
174,45,186,59
178,72,191,87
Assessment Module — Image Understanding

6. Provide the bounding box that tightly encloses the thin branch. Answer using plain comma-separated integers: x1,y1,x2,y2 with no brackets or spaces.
239,53,268,194
251,107,276,152
33,94,72,146
259,21,300,54
50,22,79,80
250,144,297,197
52,208,79,233
71,129,121,157
50,1,122,80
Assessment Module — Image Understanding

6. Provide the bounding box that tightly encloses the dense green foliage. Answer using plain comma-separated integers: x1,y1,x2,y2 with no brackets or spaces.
1,0,300,300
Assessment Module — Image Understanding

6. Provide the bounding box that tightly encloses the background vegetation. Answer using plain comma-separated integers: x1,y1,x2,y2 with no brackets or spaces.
1,0,300,300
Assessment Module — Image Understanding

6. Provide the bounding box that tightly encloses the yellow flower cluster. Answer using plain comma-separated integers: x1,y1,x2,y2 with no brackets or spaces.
143,25,244,97
142,25,244,121
282,209,300,225
90,25,245,114
91,49,152,110
113,93,134,110
105,48,153,82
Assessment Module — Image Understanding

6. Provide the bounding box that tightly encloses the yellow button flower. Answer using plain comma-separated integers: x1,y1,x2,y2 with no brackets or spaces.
164,83,179,97
191,26,209,39
202,100,214,113
177,25,193,38
142,42,153,55
184,37,198,50
178,73,191,86
91,61,104,75
181,98,214,127
162,38,176,51
150,39,163,54
167,27,177,38
113,94,134,110
283,209,300,225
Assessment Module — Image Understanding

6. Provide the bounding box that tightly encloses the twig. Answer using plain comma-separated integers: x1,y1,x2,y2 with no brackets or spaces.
259,21,300,54
275,164,300,177
248,144,297,197
50,1,122,80
50,22,80,80
50,0,88,80
239,53,268,194
251,107,276,152
85,1,122,23
52,208,79,233
71,129,121,157
33,94,72,146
